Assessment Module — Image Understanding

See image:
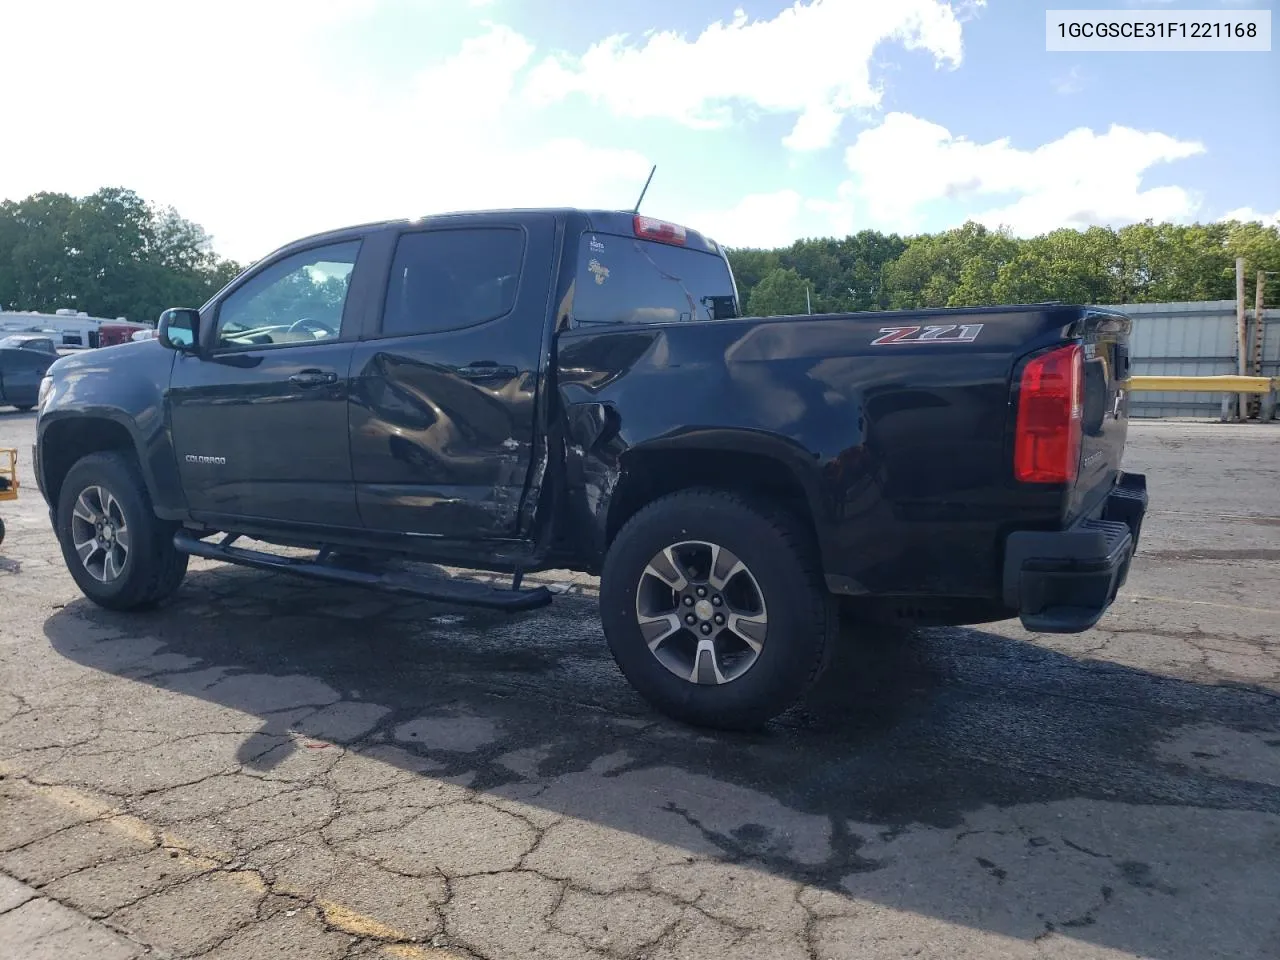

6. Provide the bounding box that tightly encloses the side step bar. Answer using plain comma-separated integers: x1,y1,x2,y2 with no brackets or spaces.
173,530,553,612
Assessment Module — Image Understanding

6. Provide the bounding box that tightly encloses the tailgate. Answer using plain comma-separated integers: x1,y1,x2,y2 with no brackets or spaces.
1068,309,1133,522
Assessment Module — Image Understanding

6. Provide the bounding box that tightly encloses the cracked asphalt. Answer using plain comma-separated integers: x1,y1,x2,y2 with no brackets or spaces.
1,412,1278,960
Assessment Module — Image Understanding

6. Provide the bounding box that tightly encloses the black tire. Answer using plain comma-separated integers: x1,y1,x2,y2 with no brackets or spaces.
55,451,188,611
599,489,835,730
0,515,6,545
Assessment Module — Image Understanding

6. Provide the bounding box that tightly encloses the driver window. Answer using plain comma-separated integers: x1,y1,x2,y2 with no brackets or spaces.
215,240,361,349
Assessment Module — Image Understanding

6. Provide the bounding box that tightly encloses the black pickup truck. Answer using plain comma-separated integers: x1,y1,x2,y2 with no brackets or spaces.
33,209,1147,728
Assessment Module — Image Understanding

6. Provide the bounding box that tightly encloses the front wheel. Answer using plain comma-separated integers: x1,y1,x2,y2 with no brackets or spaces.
599,490,835,730
55,451,188,610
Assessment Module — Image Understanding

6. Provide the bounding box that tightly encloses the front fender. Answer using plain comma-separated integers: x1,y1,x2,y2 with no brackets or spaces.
37,343,185,518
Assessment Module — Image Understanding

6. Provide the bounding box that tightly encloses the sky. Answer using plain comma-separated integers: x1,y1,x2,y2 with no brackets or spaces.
0,0,1276,262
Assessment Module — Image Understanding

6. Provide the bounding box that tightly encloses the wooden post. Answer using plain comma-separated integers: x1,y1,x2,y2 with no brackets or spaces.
1236,257,1246,420
1251,271,1267,418
1256,272,1267,376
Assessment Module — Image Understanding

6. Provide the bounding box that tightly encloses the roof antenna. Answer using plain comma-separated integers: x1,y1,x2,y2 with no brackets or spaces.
632,164,657,214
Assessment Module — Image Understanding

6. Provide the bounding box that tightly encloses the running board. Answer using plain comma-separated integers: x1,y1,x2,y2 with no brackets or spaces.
173,530,552,612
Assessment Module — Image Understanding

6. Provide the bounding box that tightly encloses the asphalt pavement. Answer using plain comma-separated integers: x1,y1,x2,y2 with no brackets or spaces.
1,410,1277,960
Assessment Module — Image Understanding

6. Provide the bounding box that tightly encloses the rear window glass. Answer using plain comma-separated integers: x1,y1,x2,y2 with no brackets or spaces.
574,233,738,325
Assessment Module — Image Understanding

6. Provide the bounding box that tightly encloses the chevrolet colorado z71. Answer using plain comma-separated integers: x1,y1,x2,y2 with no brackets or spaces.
33,209,1147,729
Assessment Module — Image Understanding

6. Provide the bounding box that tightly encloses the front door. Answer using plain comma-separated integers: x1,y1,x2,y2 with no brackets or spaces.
168,238,365,529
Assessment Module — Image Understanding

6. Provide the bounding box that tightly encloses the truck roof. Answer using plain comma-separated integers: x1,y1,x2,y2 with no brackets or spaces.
269,208,725,260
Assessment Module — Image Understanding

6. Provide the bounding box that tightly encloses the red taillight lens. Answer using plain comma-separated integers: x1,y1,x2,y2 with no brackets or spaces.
1014,343,1083,484
633,215,687,246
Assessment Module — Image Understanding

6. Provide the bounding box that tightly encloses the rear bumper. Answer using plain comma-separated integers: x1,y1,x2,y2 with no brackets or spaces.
1002,472,1148,633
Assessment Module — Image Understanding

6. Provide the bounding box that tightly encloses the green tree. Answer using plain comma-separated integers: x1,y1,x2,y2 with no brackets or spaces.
724,248,782,297
993,227,1122,305
745,267,811,316
838,230,909,311
729,231,907,314
1224,220,1280,307
726,218,1280,314
881,222,1019,309
0,187,241,323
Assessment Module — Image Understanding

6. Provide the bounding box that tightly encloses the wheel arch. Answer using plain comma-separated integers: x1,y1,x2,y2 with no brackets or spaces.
39,414,155,522
603,432,826,560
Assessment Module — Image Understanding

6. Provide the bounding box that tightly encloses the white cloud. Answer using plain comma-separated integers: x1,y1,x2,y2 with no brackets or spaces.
522,0,974,152
1053,66,1085,95
833,113,1205,235
691,190,806,249
0,1,1227,261
0,4,649,263
1221,207,1280,227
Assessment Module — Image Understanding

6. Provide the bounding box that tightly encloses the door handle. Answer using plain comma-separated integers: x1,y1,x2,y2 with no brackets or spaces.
289,369,338,387
456,361,517,380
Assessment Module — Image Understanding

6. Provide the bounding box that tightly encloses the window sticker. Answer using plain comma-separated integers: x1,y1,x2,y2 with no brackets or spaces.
587,258,610,286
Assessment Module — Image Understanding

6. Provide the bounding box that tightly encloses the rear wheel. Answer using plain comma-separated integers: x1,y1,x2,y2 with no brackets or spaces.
55,451,188,610
600,489,834,730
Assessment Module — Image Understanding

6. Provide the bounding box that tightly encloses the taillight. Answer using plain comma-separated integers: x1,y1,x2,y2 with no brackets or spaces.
633,215,687,246
1014,343,1083,484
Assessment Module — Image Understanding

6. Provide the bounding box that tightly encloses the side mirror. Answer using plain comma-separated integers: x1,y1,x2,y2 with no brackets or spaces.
158,308,201,354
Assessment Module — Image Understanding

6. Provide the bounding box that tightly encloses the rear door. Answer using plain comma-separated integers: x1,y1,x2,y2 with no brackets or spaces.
348,214,557,540
1070,308,1133,519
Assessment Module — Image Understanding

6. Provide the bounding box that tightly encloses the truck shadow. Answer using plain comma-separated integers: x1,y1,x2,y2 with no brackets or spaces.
44,565,1280,960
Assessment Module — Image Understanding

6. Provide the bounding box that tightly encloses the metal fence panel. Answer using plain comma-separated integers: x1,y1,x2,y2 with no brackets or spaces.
1101,300,1246,418
1261,310,1280,383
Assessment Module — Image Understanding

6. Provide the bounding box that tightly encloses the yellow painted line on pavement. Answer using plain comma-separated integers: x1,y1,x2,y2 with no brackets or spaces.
380,945,469,959
317,900,411,941
0,768,419,945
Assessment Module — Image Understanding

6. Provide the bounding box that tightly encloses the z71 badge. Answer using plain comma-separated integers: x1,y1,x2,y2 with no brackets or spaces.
871,323,984,345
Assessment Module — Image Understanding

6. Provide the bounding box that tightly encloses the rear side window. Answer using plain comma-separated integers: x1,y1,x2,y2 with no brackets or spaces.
0,337,55,355
381,228,525,337
574,234,738,325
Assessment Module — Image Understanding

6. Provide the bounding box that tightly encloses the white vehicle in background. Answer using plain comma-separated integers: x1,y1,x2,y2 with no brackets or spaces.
0,308,150,350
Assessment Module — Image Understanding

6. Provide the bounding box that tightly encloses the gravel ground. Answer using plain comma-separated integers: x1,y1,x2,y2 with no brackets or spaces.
1,410,1277,960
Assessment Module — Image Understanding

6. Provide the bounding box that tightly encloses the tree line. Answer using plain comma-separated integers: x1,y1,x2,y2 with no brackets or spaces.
0,188,242,324
2,187,1277,324
728,219,1280,317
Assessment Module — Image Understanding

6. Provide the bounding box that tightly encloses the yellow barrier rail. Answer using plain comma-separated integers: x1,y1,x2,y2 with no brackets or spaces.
1129,375,1276,394
0,447,16,546
1127,375,1277,422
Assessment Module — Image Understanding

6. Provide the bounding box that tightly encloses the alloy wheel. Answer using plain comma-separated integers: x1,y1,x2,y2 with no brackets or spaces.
69,484,131,583
635,540,768,685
